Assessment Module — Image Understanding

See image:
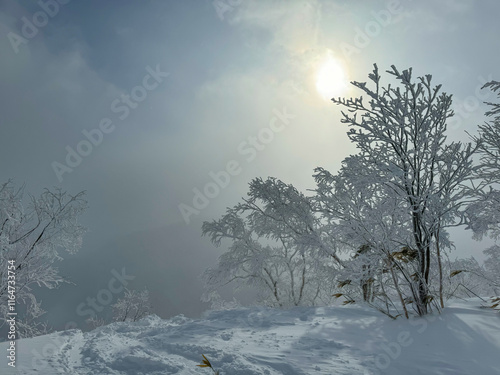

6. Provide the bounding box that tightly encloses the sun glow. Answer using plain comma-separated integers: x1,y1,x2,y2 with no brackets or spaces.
315,56,349,101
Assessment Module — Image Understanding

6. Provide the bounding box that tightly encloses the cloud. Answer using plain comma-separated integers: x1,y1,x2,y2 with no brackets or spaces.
230,0,327,54
402,0,475,34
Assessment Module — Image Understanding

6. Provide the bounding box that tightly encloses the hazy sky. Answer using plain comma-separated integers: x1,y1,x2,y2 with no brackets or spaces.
1,0,498,331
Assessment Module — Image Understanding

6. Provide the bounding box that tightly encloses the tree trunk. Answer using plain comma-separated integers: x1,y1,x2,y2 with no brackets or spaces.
413,211,429,315
436,227,444,309
389,258,409,319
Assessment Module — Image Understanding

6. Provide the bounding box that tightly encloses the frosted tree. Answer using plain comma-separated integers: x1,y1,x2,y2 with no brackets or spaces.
329,65,478,315
464,81,500,296
466,81,500,240
483,245,500,294
476,81,500,183
443,256,492,298
112,287,152,322
314,155,425,318
15,299,50,339
0,180,87,338
201,65,481,317
202,177,337,308
85,315,107,330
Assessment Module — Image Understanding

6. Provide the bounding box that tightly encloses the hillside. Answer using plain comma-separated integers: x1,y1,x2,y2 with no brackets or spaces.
1,298,499,374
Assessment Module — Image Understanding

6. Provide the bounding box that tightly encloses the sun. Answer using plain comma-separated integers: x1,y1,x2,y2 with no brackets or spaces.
315,56,349,101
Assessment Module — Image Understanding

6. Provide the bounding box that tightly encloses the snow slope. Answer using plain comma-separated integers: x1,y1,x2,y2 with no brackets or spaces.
1,298,499,374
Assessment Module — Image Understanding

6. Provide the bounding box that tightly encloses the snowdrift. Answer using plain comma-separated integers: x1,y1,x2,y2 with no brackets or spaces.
1,298,499,374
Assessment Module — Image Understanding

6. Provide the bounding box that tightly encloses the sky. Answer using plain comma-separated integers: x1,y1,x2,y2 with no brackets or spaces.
0,0,498,331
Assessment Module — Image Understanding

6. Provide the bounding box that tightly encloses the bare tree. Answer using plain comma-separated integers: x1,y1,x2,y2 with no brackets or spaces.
314,156,415,318
202,177,336,308
201,65,482,318
466,81,500,240
329,65,478,315
85,315,107,330
0,180,87,337
112,288,152,322
483,245,500,294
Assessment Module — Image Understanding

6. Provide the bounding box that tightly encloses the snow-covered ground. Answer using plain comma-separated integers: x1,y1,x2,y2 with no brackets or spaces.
1,298,499,374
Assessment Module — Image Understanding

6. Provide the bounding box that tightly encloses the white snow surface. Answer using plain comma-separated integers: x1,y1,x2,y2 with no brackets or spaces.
1,298,499,374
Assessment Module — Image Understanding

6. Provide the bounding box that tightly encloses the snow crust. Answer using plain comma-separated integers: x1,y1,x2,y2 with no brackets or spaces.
1,298,499,374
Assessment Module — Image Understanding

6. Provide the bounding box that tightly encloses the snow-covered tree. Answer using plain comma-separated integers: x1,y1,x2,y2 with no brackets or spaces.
443,256,493,298
476,81,500,181
85,315,107,330
463,81,500,296
466,81,500,240
202,64,483,318
483,245,500,294
314,154,427,318
112,288,152,322
202,177,337,308
0,180,87,338
328,65,478,315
